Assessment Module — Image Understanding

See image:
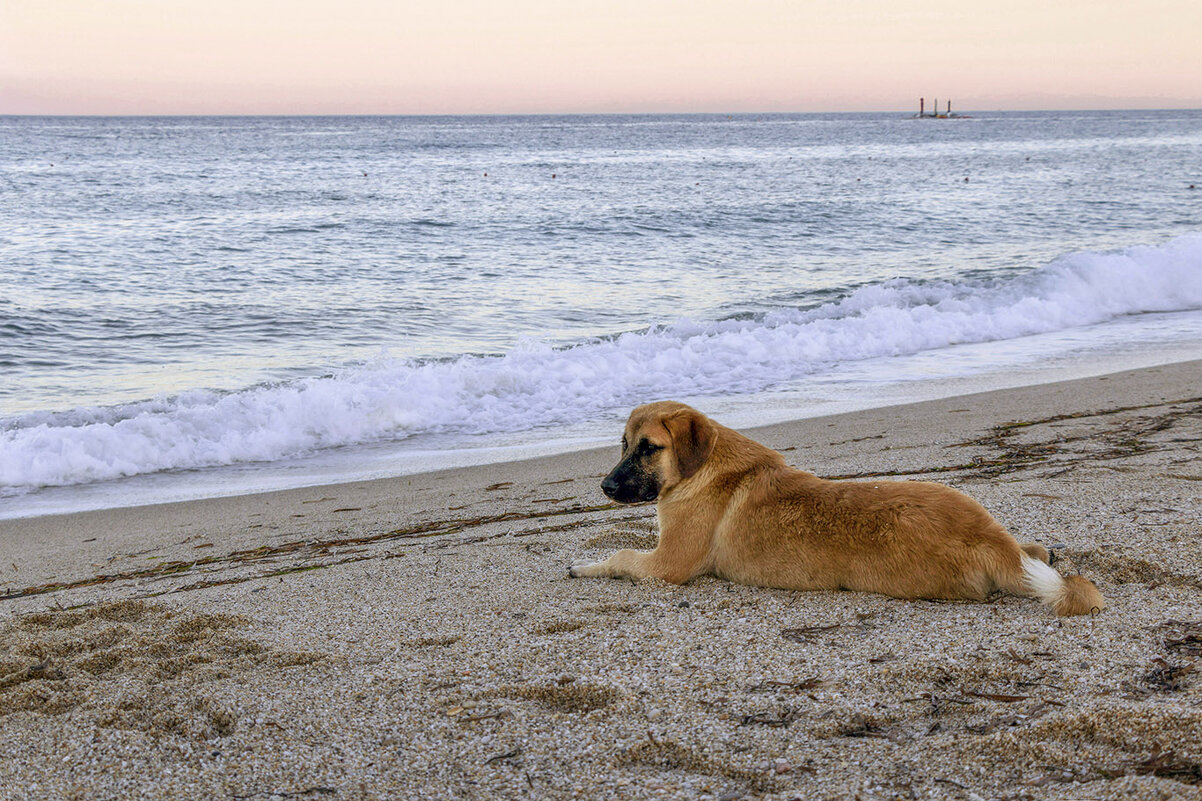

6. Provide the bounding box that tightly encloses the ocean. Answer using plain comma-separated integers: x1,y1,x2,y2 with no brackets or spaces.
2,110,1201,518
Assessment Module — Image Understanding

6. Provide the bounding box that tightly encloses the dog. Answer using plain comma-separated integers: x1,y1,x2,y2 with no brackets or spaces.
569,401,1104,616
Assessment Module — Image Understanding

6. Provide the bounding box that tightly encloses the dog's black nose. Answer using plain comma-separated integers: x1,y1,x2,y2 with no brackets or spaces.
601,475,620,498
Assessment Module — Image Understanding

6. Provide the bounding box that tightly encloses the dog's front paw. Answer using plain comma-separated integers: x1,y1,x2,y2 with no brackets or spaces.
568,559,603,578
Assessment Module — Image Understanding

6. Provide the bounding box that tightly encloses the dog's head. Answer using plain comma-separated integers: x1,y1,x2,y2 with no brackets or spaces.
601,401,717,504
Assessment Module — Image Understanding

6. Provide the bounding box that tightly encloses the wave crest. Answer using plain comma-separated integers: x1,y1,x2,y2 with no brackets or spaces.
4,235,1201,492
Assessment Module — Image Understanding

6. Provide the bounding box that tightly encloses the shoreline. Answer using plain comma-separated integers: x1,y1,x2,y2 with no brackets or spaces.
5,343,1202,523
2,360,1200,799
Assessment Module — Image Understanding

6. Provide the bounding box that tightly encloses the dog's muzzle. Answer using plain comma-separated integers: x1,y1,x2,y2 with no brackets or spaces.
600,474,622,499
601,464,658,504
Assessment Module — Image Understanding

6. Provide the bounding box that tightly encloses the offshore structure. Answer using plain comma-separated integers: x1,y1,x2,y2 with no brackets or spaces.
913,98,970,119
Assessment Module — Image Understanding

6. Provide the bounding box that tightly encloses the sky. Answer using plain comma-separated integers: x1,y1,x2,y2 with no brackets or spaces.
2,0,1201,115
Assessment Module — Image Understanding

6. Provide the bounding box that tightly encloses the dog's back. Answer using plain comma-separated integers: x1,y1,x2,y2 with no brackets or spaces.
677,413,1105,614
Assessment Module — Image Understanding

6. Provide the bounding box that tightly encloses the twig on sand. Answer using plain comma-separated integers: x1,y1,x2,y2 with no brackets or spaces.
740,708,801,728
965,690,1029,702
746,678,824,693
484,747,523,765
1098,748,1202,784
779,624,841,642
461,710,511,722
231,788,335,799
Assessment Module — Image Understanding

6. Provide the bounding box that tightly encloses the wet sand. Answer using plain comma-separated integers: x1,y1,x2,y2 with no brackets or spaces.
2,361,1200,800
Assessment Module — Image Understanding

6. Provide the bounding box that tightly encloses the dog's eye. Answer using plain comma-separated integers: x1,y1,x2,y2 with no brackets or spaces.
621,437,628,451
637,439,662,455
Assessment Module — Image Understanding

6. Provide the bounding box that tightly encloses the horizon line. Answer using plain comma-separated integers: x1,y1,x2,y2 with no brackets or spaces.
4,105,1202,119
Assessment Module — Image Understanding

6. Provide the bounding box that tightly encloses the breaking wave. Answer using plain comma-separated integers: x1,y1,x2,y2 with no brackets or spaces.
3,234,1201,493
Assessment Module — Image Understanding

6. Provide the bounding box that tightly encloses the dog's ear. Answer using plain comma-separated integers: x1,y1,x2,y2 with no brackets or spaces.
662,408,716,479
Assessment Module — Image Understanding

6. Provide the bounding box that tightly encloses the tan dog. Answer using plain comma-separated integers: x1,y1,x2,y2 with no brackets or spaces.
569,401,1104,616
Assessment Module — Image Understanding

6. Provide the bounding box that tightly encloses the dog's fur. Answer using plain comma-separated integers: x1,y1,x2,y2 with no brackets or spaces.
569,401,1104,616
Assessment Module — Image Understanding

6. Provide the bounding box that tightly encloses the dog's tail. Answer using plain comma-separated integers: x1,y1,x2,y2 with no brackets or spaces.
1019,552,1105,616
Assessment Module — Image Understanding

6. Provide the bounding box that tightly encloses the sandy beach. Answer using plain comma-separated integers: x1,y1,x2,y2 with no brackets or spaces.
2,361,1200,801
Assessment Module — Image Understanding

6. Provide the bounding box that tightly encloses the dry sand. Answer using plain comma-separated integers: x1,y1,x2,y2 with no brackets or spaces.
1,361,1200,801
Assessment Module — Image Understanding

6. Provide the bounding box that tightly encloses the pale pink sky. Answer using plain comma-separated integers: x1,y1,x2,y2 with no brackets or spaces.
2,0,1200,115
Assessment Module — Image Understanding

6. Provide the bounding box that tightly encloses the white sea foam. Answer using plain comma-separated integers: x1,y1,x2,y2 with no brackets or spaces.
3,235,1201,493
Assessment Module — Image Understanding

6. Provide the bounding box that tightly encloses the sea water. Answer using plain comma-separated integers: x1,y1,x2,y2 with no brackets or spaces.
2,111,1201,517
